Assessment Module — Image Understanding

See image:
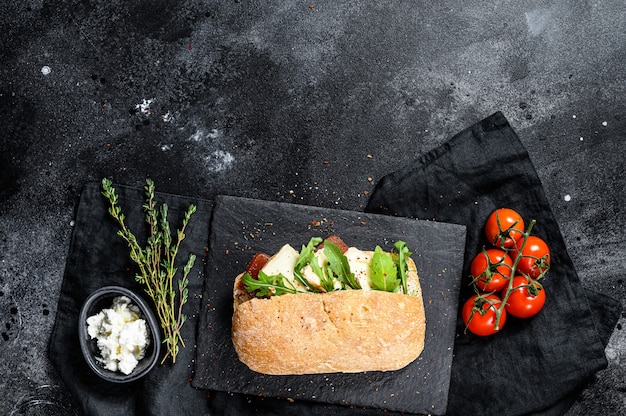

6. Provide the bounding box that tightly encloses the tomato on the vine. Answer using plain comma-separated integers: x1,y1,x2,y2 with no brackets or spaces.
470,248,513,292
503,275,546,318
462,294,507,336
513,235,551,279
485,208,525,249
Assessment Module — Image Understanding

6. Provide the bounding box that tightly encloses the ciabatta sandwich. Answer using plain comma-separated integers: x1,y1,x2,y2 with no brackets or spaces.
231,235,426,375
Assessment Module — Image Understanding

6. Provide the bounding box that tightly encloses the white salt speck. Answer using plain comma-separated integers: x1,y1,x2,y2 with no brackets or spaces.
572,115,576,119
162,111,173,123
161,144,173,151
41,66,51,75
602,121,608,126
189,129,204,142
564,194,571,202
207,129,220,139
189,128,222,142
580,137,584,141
70,220,75,227
135,98,154,115
204,150,234,172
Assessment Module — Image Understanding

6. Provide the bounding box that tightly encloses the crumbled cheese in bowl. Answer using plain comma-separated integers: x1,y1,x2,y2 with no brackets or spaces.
86,296,151,375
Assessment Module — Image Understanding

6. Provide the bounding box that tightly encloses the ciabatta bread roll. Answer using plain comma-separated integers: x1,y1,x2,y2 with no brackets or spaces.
231,237,425,375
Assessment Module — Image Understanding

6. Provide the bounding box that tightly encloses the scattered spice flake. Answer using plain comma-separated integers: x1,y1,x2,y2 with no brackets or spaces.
367,177,373,182
367,154,373,159
307,217,334,232
309,4,314,8
323,160,329,165
189,43,193,51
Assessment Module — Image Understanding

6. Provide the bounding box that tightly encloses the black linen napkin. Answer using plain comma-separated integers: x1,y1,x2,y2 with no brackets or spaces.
364,111,623,416
49,182,212,415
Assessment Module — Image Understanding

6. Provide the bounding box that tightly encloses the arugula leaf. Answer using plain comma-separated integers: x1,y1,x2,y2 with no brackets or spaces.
311,256,336,292
393,240,412,294
242,271,298,297
370,246,400,292
293,237,323,292
295,237,336,292
324,240,360,289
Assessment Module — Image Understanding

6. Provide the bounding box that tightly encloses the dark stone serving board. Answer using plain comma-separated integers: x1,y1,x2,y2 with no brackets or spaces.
193,195,467,415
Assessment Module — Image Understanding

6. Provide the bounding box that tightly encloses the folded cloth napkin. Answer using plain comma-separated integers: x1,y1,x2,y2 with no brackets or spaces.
49,182,212,415
364,111,622,416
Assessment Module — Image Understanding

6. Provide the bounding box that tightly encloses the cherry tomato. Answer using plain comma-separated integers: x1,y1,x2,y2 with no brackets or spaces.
504,275,546,318
470,248,513,292
462,294,507,336
513,236,551,279
485,208,525,249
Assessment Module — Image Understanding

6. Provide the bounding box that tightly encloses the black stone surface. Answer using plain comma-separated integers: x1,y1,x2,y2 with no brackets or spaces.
1,1,624,415
193,195,465,415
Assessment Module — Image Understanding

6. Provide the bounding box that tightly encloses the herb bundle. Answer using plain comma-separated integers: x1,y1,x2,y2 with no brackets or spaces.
101,178,197,364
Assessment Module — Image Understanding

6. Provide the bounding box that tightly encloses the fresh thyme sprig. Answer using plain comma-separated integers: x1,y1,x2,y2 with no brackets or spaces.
101,178,197,364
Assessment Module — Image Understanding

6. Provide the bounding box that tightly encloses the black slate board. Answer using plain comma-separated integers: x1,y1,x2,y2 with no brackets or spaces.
192,195,467,415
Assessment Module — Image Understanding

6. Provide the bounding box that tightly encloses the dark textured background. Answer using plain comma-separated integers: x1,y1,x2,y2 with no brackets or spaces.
1,1,624,415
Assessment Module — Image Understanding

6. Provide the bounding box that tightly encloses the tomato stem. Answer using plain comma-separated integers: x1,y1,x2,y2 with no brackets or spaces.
494,219,536,329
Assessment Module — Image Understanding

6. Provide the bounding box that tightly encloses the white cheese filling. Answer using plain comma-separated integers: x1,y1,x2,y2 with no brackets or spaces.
263,244,376,292
86,296,150,375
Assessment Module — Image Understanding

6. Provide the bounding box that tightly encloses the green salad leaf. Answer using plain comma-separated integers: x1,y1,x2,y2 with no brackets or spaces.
242,238,413,297
293,237,323,292
393,240,412,294
370,246,400,292
242,270,299,297
324,240,360,289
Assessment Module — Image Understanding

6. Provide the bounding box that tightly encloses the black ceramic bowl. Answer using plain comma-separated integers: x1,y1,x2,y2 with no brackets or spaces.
78,286,161,383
